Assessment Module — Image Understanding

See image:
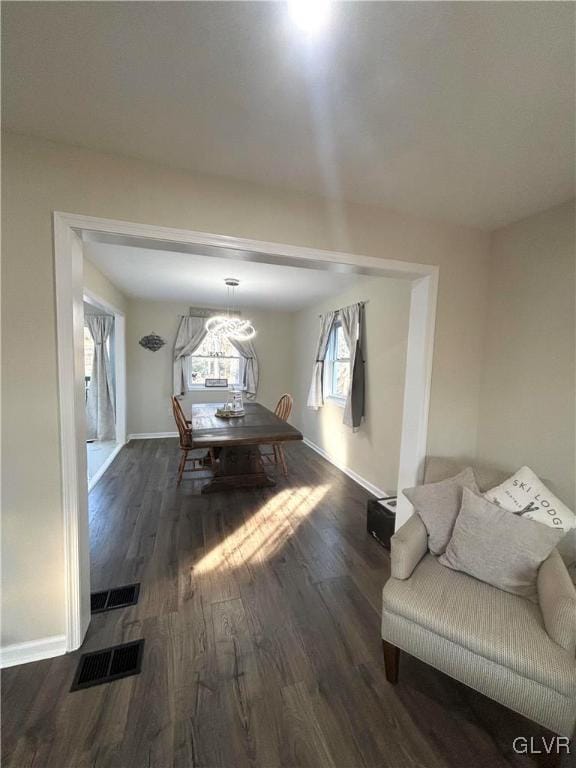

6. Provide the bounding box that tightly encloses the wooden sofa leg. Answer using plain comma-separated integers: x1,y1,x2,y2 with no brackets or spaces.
382,640,400,684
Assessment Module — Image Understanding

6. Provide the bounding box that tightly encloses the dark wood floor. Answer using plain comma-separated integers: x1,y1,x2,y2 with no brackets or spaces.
2,440,552,767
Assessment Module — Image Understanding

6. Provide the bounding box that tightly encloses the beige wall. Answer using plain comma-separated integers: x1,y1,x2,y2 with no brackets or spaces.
1,131,490,647
126,300,295,435
83,258,128,314
292,276,411,494
477,201,575,507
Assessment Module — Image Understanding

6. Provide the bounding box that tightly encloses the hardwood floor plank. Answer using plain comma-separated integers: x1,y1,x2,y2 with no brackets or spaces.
280,680,338,768
240,572,316,689
315,575,382,666
1,657,52,757
325,661,444,768
113,613,178,768
5,736,56,768
204,598,284,767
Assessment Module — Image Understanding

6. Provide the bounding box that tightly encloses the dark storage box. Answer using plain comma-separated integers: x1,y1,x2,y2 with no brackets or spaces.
366,496,397,550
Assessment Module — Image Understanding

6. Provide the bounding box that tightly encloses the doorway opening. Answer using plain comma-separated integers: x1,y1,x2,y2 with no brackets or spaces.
83,292,126,490
54,212,438,653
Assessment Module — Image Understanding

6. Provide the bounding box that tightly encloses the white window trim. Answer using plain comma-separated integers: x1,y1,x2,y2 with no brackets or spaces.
187,383,247,392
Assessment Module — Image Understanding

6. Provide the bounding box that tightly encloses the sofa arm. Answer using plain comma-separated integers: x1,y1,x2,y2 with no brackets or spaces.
390,514,428,580
538,548,576,656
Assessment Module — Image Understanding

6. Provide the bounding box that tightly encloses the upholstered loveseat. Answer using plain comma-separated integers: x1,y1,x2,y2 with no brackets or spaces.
381,458,576,738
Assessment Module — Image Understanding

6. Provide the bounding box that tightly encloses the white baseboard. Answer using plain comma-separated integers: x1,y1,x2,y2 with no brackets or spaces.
302,437,390,498
0,634,67,668
127,432,178,440
87,442,124,492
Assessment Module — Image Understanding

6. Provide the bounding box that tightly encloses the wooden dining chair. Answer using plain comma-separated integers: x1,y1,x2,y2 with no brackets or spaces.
173,395,191,426
261,393,293,477
171,396,215,485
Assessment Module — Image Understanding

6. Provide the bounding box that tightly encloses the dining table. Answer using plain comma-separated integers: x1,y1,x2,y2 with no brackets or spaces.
190,401,303,493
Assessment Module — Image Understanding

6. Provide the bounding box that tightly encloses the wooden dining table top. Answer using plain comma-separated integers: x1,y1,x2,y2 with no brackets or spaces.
190,402,303,448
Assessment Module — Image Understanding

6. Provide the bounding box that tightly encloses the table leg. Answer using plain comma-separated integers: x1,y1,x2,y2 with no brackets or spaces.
201,445,276,493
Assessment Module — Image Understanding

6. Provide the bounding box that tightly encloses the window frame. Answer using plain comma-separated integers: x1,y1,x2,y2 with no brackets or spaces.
324,320,350,406
186,335,245,391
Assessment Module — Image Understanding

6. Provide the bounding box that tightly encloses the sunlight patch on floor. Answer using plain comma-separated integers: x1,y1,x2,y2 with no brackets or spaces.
87,440,117,482
192,484,330,575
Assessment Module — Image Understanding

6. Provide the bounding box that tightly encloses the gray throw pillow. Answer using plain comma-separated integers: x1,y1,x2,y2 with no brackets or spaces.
403,467,479,555
439,488,565,601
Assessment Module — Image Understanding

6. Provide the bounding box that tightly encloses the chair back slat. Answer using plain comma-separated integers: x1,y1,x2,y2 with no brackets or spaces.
274,393,293,422
172,396,193,448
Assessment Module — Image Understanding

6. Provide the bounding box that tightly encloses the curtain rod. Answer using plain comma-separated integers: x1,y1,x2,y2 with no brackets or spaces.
179,310,242,318
178,307,242,317
318,299,368,319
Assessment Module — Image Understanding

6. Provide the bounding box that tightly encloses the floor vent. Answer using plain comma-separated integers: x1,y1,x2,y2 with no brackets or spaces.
90,583,140,613
70,640,144,691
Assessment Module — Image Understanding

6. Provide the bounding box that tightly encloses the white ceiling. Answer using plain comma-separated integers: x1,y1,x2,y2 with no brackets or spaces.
3,2,574,229
84,242,362,310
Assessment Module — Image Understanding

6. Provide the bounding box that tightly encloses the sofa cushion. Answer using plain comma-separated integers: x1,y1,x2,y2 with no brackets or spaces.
403,467,479,555
423,457,508,492
382,554,576,697
484,466,576,568
439,488,564,601
423,458,576,568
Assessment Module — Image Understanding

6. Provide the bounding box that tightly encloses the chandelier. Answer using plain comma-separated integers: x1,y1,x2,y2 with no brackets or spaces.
205,278,256,342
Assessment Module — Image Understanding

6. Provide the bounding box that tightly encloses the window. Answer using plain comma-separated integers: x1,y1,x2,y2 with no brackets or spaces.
188,333,243,389
325,321,350,403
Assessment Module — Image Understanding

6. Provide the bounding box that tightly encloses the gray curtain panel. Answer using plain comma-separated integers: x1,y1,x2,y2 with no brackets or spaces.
86,315,115,441
229,338,259,399
173,315,207,395
340,302,365,429
307,310,337,408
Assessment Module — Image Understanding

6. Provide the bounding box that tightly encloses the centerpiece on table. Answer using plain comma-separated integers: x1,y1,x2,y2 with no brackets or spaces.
215,386,245,418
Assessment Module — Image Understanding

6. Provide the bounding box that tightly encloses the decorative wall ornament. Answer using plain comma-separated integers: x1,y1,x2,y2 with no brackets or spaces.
139,332,166,352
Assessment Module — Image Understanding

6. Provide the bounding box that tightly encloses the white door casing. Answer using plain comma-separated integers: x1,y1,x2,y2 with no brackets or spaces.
54,211,438,653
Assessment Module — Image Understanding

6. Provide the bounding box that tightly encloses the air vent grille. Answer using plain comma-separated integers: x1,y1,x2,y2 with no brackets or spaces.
71,640,144,691
90,583,140,613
